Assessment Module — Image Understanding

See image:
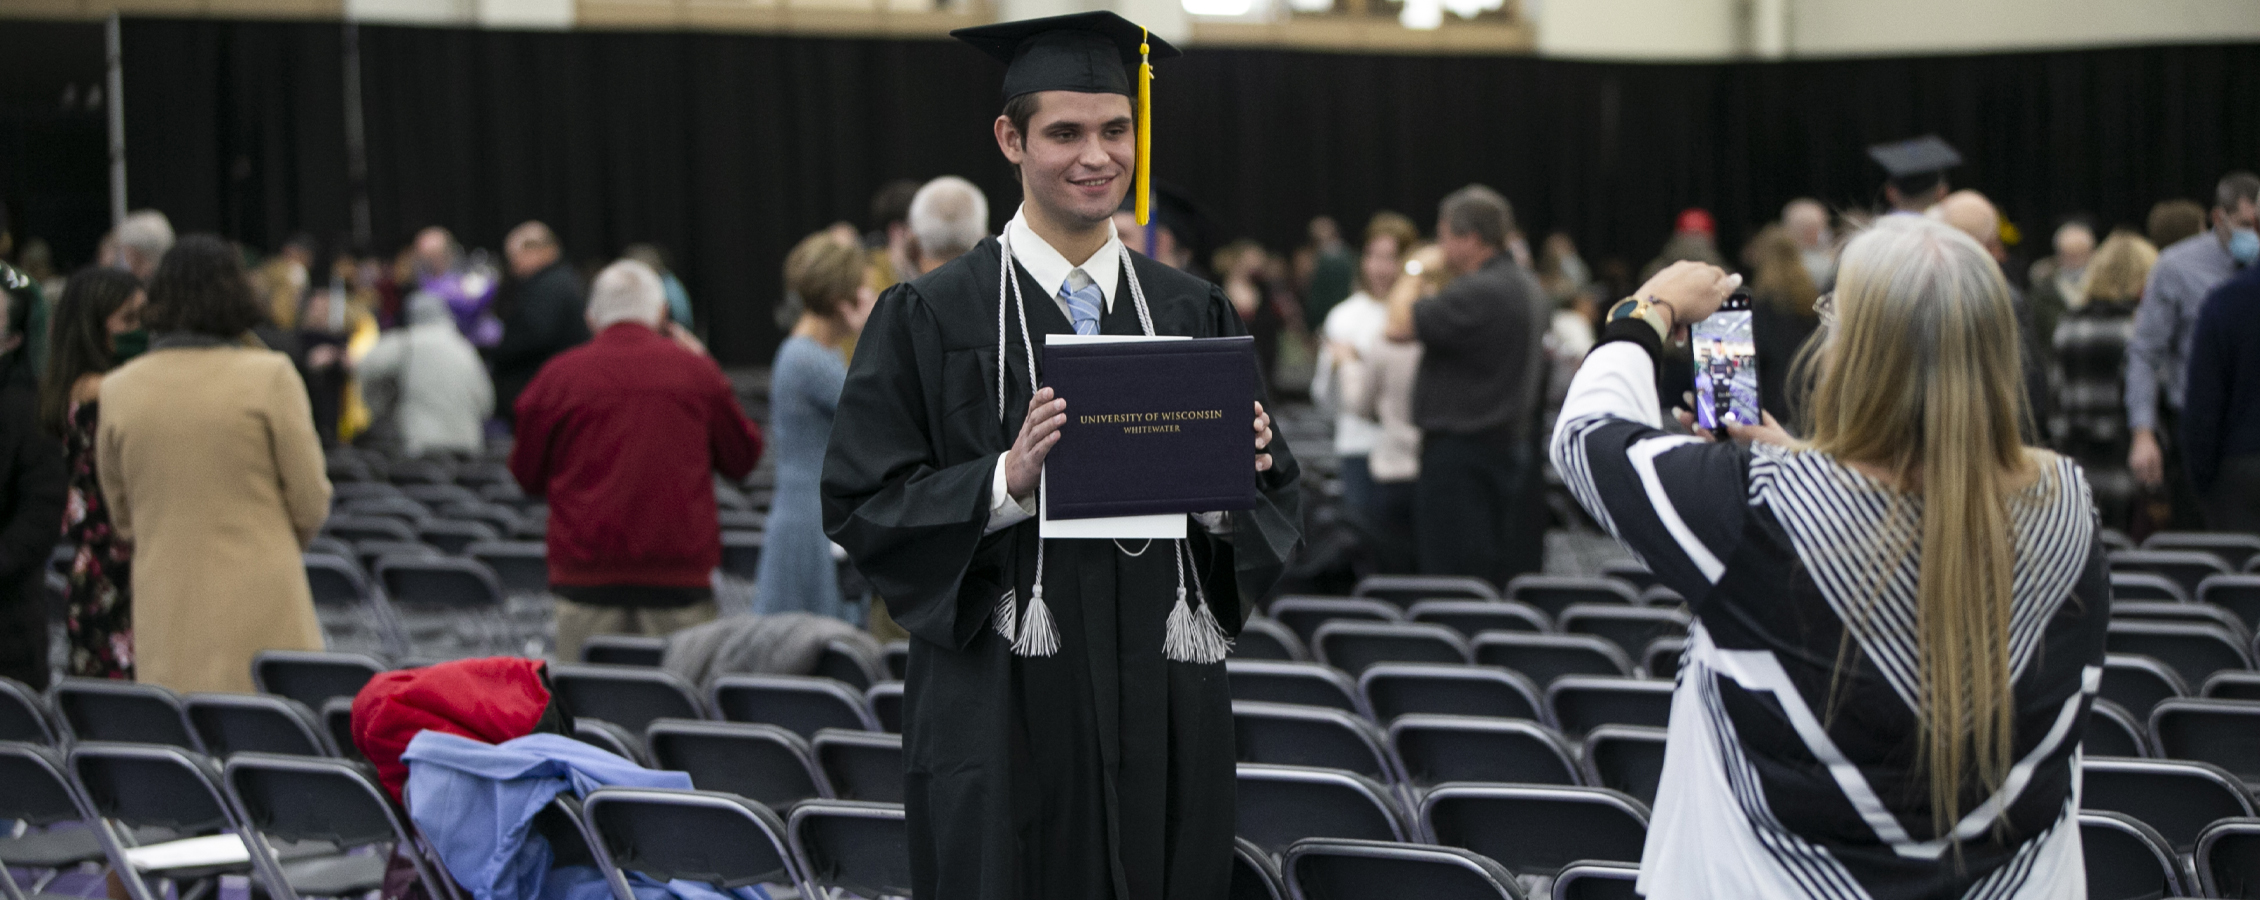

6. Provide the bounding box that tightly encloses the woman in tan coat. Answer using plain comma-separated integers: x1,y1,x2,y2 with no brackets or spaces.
98,235,331,694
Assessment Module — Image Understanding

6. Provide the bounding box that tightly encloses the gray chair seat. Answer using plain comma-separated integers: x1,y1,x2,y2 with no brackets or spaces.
279,851,391,896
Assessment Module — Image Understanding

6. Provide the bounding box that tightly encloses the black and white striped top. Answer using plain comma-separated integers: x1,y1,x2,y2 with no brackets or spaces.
1550,320,2112,899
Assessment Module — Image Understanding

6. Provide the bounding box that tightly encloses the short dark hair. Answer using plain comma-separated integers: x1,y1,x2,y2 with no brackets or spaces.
143,234,265,338
1003,93,1044,149
1439,184,1513,250
871,179,922,230
2216,171,2260,213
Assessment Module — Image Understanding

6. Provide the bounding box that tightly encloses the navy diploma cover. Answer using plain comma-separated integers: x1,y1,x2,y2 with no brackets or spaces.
1039,335,1261,520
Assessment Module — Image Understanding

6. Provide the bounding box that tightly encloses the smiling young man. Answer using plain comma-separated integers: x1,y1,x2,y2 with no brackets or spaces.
821,12,1302,900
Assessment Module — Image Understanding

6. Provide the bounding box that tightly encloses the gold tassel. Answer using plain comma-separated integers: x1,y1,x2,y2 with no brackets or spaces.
1135,27,1153,227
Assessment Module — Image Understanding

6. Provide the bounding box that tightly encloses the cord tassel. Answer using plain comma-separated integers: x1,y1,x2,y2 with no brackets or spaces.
1163,540,1230,663
1012,585,1059,656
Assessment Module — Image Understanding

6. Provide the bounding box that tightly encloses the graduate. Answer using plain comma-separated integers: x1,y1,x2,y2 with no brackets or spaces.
821,11,1302,900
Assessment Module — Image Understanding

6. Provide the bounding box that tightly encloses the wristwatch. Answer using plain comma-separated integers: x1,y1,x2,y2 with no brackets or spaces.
1606,296,1672,340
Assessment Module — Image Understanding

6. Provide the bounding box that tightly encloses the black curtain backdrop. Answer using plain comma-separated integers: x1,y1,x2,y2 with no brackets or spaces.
99,18,2260,363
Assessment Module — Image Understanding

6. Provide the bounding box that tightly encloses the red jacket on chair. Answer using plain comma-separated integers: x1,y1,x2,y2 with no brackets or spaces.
508,323,763,590
351,657,566,801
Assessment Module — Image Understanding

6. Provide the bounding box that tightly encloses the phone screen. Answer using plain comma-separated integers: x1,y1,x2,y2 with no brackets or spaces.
1691,297,1760,433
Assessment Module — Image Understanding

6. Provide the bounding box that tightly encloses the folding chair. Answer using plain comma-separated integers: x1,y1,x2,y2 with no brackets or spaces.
2112,549,2235,598
1230,837,1286,900
2079,810,2188,900
1505,576,1640,619
2204,574,2260,633
1268,597,1404,645
2150,698,2260,785
2196,816,2260,899
1282,838,1524,900
720,532,763,580
0,741,111,900
387,457,455,486
305,535,354,560
580,787,804,900
1420,784,1650,879
1557,605,1691,660
580,635,668,667
1545,676,1675,737
2082,757,2257,854
881,641,911,679
2207,671,2260,701
813,641,886,691
453,462,515,490
376,556,514,655
1232,617,1309,662
866,682,903,733
646,719,830,809
1406,599,1552,638
2145,531,2260,571
1232,701,1402,784
2102,653,2189,720
2114,600,2252,646
811,729,903,803
353,540,440,574
1639,586,1685,607
1386,715,1579,788
323,515,417,544
301,556,399,654
1580,725,1669,806
436,502,522,539
712,675,879,739
785,800,911,900
1550,861,1643,900
1354,575,1499,609
252,650,387,712
1642,637,1686,680
338,498,430,528
51,678,198,750
464,541,549,597
1227,660,1366,716
183,694,332,758
327,482,399,505
222,753,445,900
1472,633,1634,687
572,719,649,767
1234,764,1412,857
70,743,375,900
512,509,549,538
1311,621,1473,675
399,483,480,509
1599,560,1658,593
2109,571,2191,604
0,676,56,745
1357,663,1544,724
2105,621,2251,690
549,665,704,736
2084,699,2150,758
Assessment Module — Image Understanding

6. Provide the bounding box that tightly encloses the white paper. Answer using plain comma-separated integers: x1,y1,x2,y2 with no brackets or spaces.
123,834,251,871
1040,333,1192,540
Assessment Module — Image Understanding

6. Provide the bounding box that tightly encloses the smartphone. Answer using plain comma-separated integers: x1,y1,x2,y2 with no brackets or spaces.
1691,291,1760,434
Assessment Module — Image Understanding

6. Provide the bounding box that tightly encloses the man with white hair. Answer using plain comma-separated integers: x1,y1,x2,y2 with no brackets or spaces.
111,210,174,282
907,176,989,274
509,259,764,661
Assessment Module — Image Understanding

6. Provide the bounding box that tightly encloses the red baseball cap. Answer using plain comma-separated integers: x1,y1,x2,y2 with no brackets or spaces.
1676,208,1715,236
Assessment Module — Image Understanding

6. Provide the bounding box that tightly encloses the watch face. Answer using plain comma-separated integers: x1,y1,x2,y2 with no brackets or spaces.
1608,298,1642,320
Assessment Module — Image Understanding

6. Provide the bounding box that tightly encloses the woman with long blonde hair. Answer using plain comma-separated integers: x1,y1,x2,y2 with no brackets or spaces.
1552,215,2108,897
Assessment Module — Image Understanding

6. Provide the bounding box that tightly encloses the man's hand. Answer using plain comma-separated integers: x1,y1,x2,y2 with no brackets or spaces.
2130,428,2164,487
1006,388,1066,502
1255,401,1275,473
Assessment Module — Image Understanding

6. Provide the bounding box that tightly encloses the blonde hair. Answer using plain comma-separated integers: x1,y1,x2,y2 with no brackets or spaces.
784,230,867,320
1804,215,2038,842
2079,229,2159,306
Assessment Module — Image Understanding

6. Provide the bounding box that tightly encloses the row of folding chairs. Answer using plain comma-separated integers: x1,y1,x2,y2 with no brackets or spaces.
304,551,530,658
1342,574,1686,617
1235,836,1638,900
2112,570,2260,621
3,676,349,761
2087,694,2260,783
326,512,542,549
1232,697,1667,801
2,739,909,900
1241,602,1687,673
1234,620,1687,685
1229,659,1672,731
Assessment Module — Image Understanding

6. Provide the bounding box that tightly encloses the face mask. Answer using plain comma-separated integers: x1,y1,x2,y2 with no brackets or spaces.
110,329,149,365
2232,227,2260,267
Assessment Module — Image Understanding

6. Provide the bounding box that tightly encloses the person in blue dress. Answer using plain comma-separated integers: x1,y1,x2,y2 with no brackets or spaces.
753,230,879,623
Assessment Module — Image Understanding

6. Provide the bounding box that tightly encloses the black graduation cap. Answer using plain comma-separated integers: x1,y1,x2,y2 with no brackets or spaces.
952,11,1180,100
1867,135,1962,195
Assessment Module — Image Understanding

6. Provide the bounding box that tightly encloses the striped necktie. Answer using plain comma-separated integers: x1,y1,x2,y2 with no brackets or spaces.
1061,271,1103,336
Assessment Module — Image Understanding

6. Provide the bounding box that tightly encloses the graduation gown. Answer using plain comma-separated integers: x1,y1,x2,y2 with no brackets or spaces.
823,236,1302,900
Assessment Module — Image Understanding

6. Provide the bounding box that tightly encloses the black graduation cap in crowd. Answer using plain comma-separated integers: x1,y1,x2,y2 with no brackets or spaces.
952,11,1182,101
1867,135,1962,195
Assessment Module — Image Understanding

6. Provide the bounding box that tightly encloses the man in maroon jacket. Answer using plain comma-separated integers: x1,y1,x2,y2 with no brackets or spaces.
510,259,763,662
